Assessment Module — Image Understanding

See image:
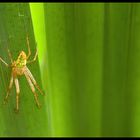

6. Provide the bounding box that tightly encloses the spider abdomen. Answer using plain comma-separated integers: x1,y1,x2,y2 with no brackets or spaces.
12,66,26,76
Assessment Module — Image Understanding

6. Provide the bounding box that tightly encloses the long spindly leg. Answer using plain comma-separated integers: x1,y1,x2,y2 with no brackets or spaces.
24,71,41,108
25,66,44,95
14,78,20,112
27,49,38,64
26,34,31,59
3,75,13,104
7,48,13,63
0,57,9,67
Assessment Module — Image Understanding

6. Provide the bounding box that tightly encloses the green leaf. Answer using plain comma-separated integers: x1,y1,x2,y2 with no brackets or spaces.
6,2,140,137
0,3,48,137
44,3,104,137
29,3,47,92
101,3,132,136
44,3,140,137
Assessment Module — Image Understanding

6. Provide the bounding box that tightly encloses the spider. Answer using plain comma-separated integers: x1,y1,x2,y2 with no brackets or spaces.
0,34,44,113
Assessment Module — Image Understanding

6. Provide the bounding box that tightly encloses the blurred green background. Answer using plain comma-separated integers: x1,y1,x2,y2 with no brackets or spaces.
0,2,139,137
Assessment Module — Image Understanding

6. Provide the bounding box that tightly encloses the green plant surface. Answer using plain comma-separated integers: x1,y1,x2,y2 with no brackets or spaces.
44,3,104,137
43,3,140,137
0,2,139,137
0,3,48,137
101,3,133,137
101,3,140,137
29,3,47,70
29,3,50,135
124,3,140,136
29,3,47,94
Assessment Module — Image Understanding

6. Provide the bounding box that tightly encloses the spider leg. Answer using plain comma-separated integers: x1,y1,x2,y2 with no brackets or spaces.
26,34,31,59
14,78,20,113
3,74,13,104
27,49,38,64
7,48,13,63
25,66,44,95
0,57,9,67
24,71,41,108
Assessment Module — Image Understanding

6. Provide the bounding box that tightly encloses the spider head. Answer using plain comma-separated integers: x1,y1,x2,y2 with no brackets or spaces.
16,51,27,67
18,51,27,60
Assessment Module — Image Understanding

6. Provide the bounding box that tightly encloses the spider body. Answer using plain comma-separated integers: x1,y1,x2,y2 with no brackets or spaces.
14,51,27,67
0,35,44,113
12,51,27,77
